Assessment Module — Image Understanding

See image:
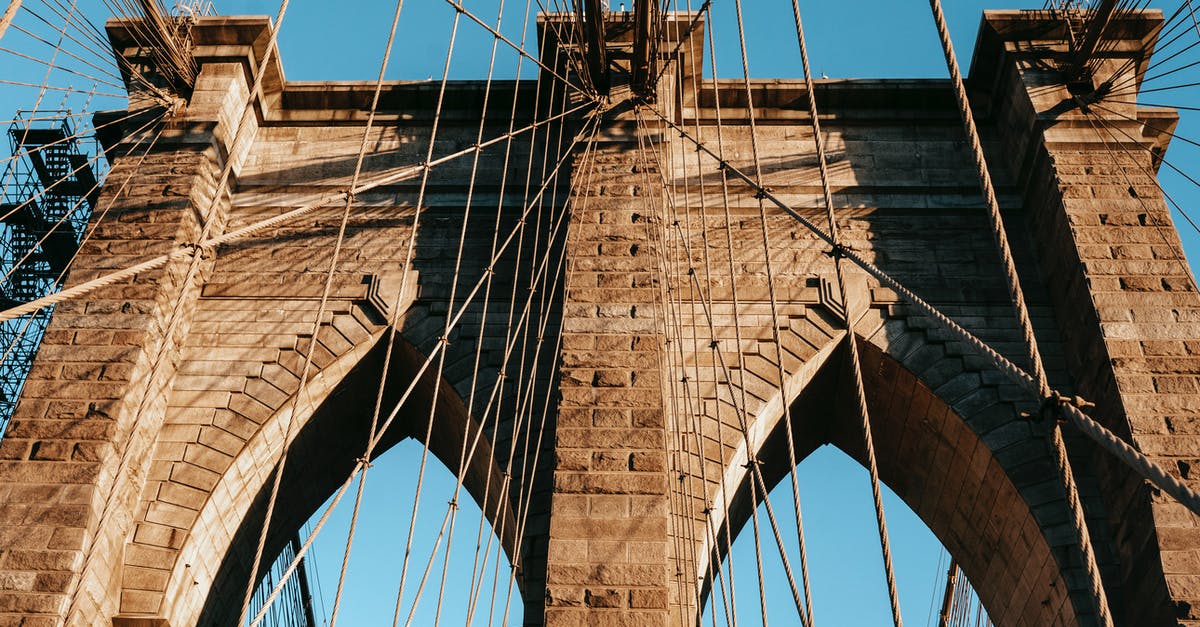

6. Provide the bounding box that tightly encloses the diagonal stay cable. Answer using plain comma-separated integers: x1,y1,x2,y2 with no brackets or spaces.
317,1,410,625
0,100,594,325
788,0,903,623
645,104,1200,517
442,0,590,96
244,113,600,627
926,0,1114,623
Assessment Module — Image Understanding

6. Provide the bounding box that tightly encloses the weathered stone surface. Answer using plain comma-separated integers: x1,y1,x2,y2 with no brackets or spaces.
0,9,1195,627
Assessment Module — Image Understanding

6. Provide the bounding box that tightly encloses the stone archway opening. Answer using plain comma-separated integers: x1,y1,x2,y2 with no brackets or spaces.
694,336,1077,627
250,437,526,626
181,334,525,626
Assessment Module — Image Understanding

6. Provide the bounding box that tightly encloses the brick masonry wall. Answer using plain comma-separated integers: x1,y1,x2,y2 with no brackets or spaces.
543,112,674,627
976,12,1200,625
1,11,1197,627
0,60,250,625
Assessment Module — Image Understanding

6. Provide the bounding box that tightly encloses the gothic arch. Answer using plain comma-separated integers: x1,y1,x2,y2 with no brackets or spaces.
691,322,1080,627
111,303,520,626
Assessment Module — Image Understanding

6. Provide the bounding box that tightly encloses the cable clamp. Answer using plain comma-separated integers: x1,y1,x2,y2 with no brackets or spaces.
178,241,215,259
753,188,772,200
448,498,460,510
356,456,374,469
709,340,719,349
1020,392,1096,423
825,243,850,259
438,335,451,347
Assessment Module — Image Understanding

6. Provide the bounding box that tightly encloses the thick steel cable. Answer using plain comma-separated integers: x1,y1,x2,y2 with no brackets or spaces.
779,1,907,624
319,1,409,625
926,1,1113,624
632,110,705,624
0,100,592,324
246,114,599,627
647,104,1200,515
630,112,815,626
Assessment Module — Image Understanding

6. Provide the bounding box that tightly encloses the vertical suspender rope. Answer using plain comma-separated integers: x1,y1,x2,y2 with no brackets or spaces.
632,110,697,627
703,11,744,625
683,10,737,625
322,1,408,624
701,7,798,623
783,3,905,626
672,4,741,620
925,1,1113,625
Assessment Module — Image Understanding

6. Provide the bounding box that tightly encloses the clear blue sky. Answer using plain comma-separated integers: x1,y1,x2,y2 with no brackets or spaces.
2,1,1199,625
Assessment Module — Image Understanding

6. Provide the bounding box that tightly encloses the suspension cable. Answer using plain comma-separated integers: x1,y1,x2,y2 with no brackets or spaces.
647,104,1200,516
925,1,1113,624
774,1,909,623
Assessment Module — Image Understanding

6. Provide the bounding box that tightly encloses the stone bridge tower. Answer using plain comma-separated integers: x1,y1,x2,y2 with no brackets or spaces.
0,8,1197,627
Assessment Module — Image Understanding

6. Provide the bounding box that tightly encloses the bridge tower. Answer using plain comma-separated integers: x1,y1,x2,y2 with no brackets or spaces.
0,6,1196,627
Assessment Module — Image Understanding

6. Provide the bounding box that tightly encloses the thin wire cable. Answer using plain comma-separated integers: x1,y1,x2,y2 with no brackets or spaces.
0,101,592,324
246,115,600,627
319,1,409,624
926,1,1112,623
647,104,1200,517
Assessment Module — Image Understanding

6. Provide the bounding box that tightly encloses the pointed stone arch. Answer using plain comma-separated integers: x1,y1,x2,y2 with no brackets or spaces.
691,321,1084,624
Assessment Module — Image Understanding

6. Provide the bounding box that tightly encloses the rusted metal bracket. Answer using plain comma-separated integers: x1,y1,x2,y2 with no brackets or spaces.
631,0,658,100
1062,0,1118,82
582,0,610,95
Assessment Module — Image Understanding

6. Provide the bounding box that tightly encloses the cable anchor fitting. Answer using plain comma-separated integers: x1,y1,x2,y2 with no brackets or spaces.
178,241,214,259
825,243,851,259
1020,392,1096,424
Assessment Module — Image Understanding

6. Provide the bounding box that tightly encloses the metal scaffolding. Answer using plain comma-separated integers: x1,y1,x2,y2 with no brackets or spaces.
0,110,104,432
